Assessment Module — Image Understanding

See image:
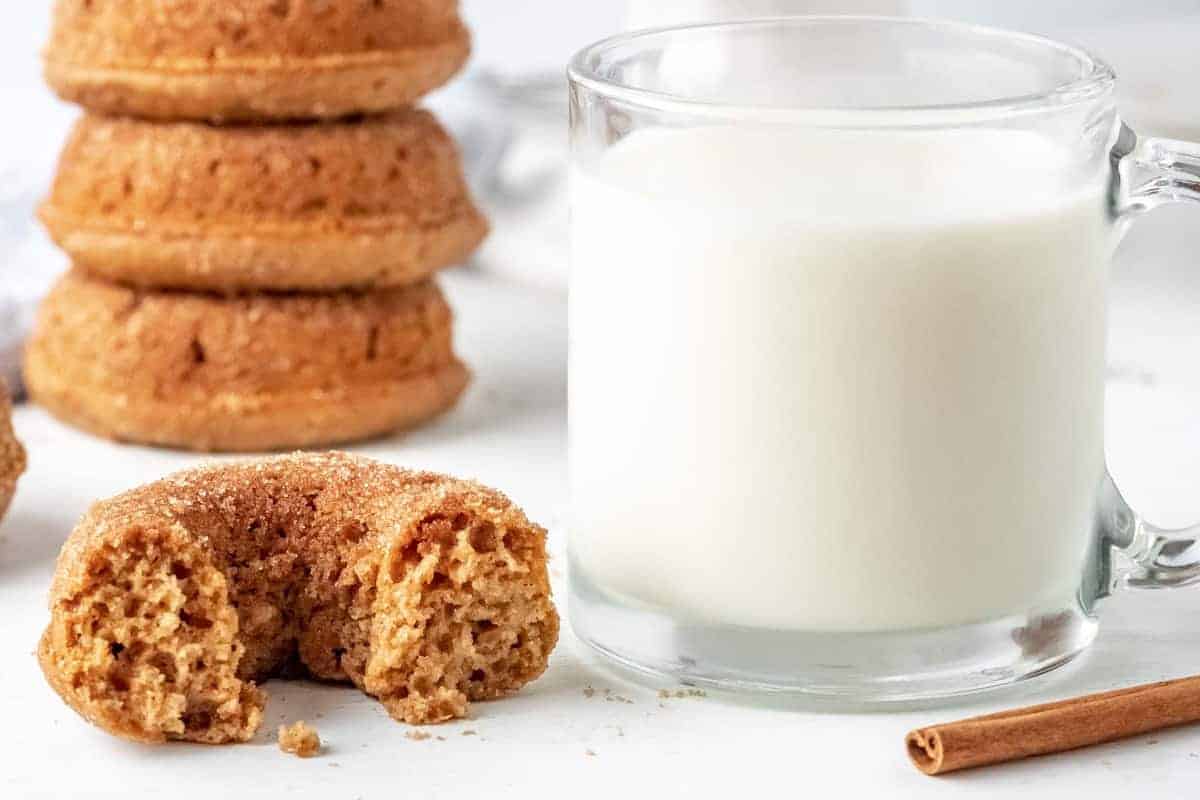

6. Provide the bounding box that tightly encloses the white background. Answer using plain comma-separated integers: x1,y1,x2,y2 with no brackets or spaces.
2,2,1200,798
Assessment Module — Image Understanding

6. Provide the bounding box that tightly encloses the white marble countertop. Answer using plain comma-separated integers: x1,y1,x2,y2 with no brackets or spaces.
2,258,1200,799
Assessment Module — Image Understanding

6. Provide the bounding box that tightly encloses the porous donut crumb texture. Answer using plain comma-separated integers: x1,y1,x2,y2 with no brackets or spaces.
278,721,320,757
39,453,559,744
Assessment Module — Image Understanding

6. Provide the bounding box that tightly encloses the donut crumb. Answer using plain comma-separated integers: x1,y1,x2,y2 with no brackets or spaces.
278,721,321,757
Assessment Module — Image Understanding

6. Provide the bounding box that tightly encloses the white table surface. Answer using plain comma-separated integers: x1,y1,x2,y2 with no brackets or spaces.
3,250,1200,799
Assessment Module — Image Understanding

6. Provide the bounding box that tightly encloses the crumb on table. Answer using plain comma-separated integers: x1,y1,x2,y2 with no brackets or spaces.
278,721,321,758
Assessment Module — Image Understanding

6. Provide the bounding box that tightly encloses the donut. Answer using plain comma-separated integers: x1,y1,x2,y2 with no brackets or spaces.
0,382,25,521
43,0,471,122
38,452,560,743
40,111,488,293
24,270,469,452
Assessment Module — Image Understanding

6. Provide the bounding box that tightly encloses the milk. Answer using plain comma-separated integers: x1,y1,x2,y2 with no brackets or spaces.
570,127,1112,631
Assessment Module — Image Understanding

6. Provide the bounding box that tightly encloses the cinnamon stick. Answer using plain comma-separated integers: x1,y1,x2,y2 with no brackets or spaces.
906,674,1200,775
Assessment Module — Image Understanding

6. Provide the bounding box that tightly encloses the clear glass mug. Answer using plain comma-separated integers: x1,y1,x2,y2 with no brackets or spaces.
567,17,1200,701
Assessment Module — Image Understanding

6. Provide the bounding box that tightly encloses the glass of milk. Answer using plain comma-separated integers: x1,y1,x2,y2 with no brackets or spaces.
567,17,1200,700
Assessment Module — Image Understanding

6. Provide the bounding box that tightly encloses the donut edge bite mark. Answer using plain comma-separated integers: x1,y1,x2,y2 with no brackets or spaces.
37,452,560,743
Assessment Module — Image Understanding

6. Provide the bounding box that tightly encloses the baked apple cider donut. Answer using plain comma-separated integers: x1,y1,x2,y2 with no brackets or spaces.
0,381,25,522
23,270,469,452
44,0,472,122
40,110,488,293
38,452,559,743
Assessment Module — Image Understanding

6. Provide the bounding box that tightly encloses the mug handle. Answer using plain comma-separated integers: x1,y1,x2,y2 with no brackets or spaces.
1101,124,1200,591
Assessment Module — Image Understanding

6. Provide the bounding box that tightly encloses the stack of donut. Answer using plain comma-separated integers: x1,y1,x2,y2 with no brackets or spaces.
27,0,486,451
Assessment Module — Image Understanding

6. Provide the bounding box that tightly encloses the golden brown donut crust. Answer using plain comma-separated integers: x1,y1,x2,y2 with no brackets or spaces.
44,0,471,121
24,270,469,452
0,382,25,522
39,452,560,743
40,111,488,292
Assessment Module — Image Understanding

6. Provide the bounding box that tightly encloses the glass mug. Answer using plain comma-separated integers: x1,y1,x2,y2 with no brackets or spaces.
567,17,1200,701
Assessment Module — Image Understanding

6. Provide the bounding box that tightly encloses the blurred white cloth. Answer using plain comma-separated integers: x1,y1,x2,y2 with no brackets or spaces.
0,90,73,395
428,73,569,292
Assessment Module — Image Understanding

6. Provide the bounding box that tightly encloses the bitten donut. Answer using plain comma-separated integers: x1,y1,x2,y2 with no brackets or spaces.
40,111,488,293
24,270,469,452
0,382,25,522
44,0,471,121
39,452,560,743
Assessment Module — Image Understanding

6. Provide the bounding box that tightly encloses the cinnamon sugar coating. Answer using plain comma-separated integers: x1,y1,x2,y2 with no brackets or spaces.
0,382,25,522
44,0,471,121
39,452,560,743
24,270,469,452
41,111,488,292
